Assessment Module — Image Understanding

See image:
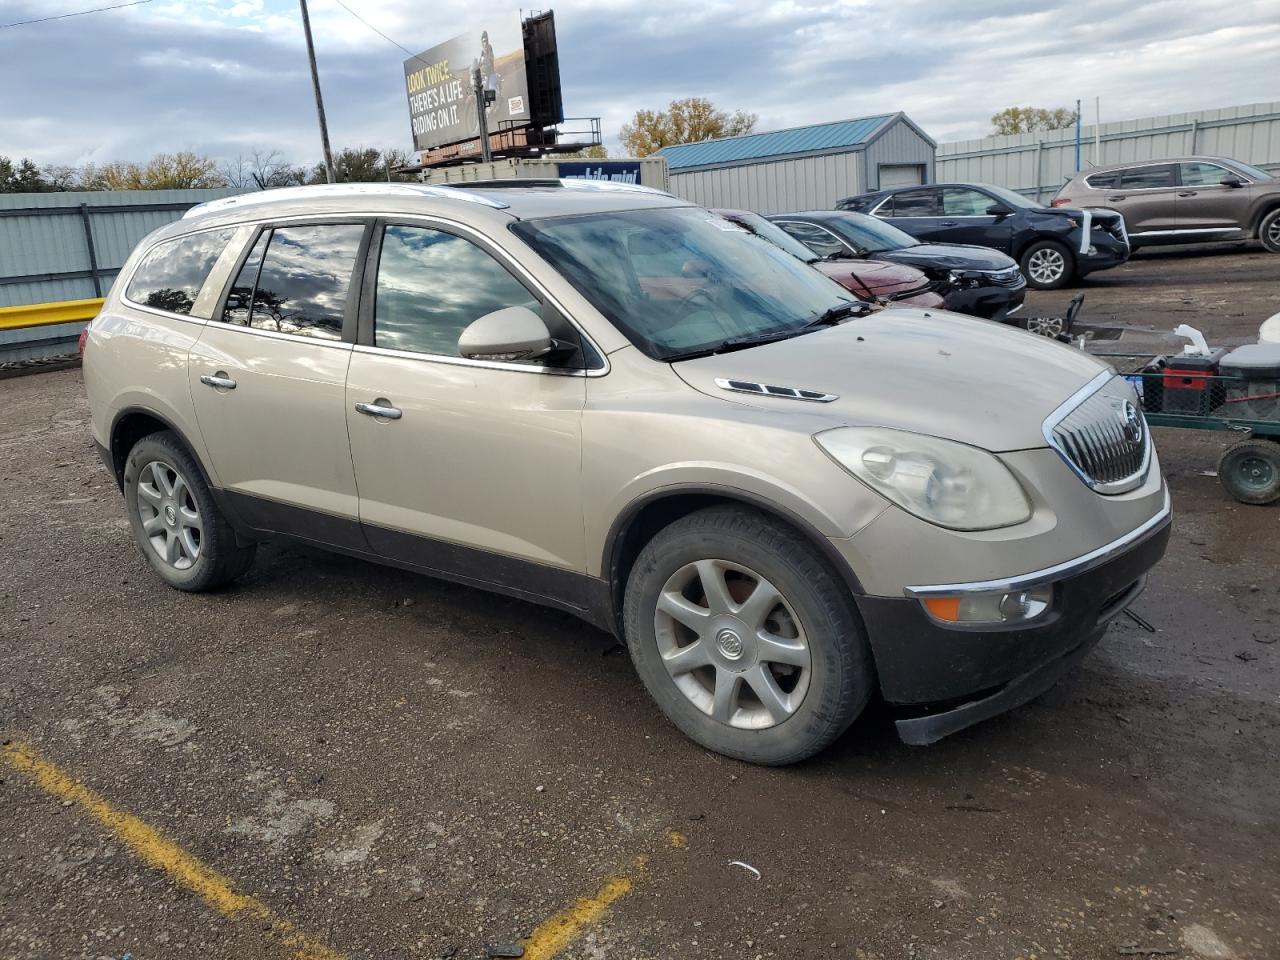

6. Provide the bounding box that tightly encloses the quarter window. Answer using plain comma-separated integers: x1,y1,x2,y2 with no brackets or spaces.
773,221,849,259
221,224,364,340
373,224,544,358
1084,171,1121,190
126,229,235,317
1120,165,1175,189
888,189,941,217
1180,162,1232,187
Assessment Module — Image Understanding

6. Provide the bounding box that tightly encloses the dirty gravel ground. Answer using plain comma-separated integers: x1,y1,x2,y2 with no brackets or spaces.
2,246,1278,960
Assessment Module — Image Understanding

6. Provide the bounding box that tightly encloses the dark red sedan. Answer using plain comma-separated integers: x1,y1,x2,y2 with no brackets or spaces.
714,209,945,309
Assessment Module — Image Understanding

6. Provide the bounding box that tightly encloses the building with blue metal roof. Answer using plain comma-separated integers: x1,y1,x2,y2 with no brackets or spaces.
654,112,935,215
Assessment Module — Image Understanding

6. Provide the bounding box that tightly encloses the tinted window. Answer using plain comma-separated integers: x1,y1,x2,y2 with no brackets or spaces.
942,188,995,216
1084,171,1120,189
374,225,542,358
773,221,849,259
223,224,364,340
1121,165,1175,189
126,229,234,316
1180,162,1232,187
888,189,941,217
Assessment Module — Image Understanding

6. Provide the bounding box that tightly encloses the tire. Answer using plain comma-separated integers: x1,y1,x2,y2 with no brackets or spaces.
1259,208,1280,254
622,505,874,765
1217,439,1280,505
122,430,256,590
1020,239,1075,290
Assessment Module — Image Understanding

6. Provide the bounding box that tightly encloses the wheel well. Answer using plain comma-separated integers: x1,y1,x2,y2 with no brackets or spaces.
604,491,865,637
108,411,173,489
1252,201,1280,234
1016,235,1073,263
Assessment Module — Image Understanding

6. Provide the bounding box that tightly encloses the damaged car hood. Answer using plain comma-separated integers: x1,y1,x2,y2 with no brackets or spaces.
671,309,1109,452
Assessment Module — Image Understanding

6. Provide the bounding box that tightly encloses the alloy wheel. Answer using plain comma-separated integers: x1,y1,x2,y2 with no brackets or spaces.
135,459,202,570
1267,218,1280,248
653,559,812,730
1027,248,1066,285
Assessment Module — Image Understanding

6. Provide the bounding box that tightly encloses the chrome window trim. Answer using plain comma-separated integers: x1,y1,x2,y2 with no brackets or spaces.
351,343,590,377
1041,370,1152,494
1084,159,1256,191
905,487,1170,597
1128,227,1239,237
199,320,352,350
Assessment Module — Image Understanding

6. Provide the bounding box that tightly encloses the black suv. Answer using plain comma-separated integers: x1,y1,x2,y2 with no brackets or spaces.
837,183,1130,290
767,210,1026,322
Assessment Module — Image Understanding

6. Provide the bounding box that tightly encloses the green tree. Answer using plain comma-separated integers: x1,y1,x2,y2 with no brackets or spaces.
0,156,53,192
562,144,609,159
619,98,757,157
990,106,1077,136
308,147,418,184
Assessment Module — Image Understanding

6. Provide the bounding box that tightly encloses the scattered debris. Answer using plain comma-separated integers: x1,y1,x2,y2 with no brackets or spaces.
1116,946,1178,956
1234,650,1258,662
1123,608,1157,632
728,860,761,879
484,945,524,958
944,803,1001,813
535,785,545,793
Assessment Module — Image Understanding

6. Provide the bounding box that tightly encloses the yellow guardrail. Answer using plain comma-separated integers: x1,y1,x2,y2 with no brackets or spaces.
0,298,104,332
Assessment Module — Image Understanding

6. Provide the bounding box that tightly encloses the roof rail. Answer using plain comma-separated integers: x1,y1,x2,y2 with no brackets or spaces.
448,178,671,197
183,183,510,219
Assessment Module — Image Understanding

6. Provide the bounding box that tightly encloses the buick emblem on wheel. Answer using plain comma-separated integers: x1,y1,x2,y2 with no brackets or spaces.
716,628,745,660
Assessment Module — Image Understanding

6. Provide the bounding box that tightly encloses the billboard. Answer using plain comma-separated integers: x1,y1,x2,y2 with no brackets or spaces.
404,17,530,153
558,162,642,184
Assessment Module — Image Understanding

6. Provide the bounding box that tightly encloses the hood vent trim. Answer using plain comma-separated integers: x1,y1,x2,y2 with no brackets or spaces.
714,377,838,403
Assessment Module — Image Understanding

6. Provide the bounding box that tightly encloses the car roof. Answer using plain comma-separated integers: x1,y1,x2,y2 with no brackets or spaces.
169,181,691,237
1073,156,1240,177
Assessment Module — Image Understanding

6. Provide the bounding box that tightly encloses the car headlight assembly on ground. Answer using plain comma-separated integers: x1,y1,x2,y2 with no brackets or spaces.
815,426,1032,531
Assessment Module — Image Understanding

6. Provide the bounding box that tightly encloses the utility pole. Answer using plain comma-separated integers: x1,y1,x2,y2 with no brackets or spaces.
473,65,493,164
299,0,336,184
1074,98,1082,173
1094,96,1102,166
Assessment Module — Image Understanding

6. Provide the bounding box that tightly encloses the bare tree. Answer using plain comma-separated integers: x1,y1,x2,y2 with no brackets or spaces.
619,98,757,157
221,150,307,190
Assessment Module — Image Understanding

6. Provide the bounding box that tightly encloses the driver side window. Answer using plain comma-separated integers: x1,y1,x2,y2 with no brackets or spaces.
373,224,545,359
774,221,848,259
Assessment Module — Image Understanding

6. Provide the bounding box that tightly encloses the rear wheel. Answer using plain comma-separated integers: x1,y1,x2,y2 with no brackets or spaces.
123,431,256,590
1260,208,1280,254
1218,439,1280,505
622,505,874,765
1020,240,1075,290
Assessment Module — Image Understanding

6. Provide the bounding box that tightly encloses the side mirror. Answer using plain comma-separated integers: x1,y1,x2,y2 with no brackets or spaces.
1220,176,1245,188
986,203,1013,218
458,306,555,362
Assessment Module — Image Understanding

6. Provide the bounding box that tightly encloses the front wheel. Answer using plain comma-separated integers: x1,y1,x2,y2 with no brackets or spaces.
1020,240,1075,290
1259,208,1280,254
123,431,256,590
622,506,874,765
1218,439,1280,505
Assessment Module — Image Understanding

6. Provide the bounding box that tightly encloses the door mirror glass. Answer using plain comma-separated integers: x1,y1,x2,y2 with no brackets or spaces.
985,203,1014,217
458,306,555,362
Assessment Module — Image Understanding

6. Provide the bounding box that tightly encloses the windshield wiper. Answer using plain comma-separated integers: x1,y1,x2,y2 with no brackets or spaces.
801,301,868,328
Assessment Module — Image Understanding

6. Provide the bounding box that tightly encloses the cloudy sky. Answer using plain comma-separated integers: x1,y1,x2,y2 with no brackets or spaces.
2,0,1279,168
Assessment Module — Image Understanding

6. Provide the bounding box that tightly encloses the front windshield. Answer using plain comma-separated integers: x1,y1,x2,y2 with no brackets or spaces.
512,207,858,360
724,211,819,263
979,184,1042,209
825,213,919,253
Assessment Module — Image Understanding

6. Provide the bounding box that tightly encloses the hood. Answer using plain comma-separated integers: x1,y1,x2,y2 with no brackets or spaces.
671,309,1109,451
874,243,1017,273
814,259,929,296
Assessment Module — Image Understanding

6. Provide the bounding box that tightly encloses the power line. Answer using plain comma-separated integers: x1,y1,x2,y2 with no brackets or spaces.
329,0,417,59
1,0,154,29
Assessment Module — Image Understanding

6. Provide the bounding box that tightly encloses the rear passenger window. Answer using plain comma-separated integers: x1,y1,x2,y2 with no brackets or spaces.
1121,165,1175,189
221,224,364,340
126,229,235,316
888,190,940,217
373,224,543,358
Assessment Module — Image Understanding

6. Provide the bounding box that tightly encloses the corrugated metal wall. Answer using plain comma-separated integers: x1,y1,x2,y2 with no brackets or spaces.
0,188,242,307
669,151,864,214
862,121,936,191
936,101,1280,201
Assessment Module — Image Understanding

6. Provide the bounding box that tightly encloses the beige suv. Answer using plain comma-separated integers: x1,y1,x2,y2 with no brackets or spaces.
84,182,1171,764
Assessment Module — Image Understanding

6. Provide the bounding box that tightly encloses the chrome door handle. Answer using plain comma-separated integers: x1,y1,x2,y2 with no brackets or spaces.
1107,195,1126,201
354,400,402,420
1178,190,1197,197
939,220,959,226
199,373,237,390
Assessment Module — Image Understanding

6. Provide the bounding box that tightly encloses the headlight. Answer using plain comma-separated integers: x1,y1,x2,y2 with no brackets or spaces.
814,427,1032,530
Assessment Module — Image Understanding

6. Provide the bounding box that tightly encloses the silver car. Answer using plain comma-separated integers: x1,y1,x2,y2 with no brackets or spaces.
1055,156,1280,252
83,182,1171,764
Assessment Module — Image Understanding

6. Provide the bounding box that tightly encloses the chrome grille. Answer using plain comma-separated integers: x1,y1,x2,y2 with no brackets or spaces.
1046,375,1150,494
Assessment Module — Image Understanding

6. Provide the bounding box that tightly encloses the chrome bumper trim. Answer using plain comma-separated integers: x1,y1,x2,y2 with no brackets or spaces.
904,487,1171,597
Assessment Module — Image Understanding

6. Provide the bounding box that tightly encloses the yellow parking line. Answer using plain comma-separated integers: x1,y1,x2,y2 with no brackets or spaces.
1,740,345,960
522,830,688,960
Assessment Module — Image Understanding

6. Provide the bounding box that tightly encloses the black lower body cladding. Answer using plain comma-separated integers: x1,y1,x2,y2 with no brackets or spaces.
942,283,1026,321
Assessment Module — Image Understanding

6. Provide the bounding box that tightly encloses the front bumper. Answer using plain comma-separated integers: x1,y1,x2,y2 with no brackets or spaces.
942,282,1026,321
1076,234,1130,276
854,499,1171,743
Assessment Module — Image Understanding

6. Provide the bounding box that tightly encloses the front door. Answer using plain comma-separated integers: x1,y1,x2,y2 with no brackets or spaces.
934,186,1014,251
345,221,589,607
1176,160,1255,233
188,221,368,548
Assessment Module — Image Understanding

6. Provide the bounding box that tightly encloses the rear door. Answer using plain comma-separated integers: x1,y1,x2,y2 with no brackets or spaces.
873,188,946,241
1106,164,1179,235
933,186,1014,250
188,220,369,548
1176,160,1254,233
344,220,589,604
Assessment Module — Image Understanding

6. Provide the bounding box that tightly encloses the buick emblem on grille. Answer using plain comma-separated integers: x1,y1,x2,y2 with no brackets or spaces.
1118,399,1143,444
